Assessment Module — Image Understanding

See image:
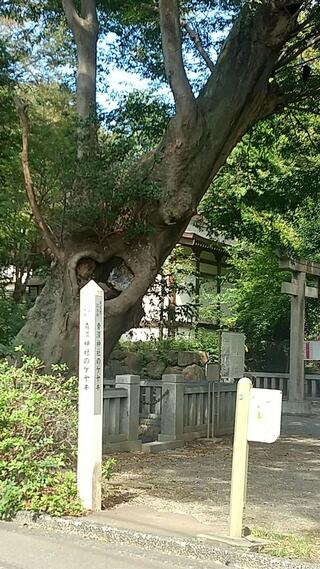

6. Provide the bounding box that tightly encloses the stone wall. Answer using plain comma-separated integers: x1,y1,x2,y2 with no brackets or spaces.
104,350,209,381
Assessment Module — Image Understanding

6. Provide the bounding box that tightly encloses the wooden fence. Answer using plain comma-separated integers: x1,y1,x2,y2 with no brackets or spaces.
140,380,163,417
183,382,236,438
103,387,128,446
103,375,237,451
247,372,320,400
102,370,320,452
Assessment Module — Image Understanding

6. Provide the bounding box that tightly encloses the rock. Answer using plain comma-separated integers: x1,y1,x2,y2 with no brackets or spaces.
145,359,167,379
198,351,209,365
167,351,178,365
178,351,200,367
104,360,129,380
206,362,220,380
182,364,205,382
122,352,144,375
163,366,183,376
143,351,158,363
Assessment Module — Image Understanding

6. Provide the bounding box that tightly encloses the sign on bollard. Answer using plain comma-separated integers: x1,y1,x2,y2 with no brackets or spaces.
229,379,282,539
247,389,282,444
77,280,104,511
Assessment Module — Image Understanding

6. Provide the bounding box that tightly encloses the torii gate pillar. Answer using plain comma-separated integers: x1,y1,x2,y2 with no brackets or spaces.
280,257,319,415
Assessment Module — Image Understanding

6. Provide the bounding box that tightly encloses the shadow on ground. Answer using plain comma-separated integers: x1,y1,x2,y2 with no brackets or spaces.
103,414,320,537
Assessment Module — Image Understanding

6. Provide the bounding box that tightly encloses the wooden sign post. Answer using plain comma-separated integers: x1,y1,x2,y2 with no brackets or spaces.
229,378,251,538
229,378,282,538
77,280,104,511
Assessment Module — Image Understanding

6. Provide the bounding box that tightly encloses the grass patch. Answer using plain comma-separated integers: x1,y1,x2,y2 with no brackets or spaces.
252,527,320,561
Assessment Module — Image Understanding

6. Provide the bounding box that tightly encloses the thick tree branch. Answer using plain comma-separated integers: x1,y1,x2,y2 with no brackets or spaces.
159,0,195,119
182,20,215,73
15,99,64,263
62,0,98,38
61,0,81,32
81,0,98,24
62,0,98,156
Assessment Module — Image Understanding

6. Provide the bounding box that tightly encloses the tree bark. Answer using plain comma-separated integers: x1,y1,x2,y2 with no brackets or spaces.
16,0,311,369
62,0,98,157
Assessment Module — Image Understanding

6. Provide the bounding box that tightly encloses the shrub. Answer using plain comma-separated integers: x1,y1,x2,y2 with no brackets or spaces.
0,297,31,348
120,329,219,360
102,457,117,481
0,352,84,519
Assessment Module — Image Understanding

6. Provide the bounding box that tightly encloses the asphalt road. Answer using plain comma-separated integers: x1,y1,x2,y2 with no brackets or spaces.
0,522,229,569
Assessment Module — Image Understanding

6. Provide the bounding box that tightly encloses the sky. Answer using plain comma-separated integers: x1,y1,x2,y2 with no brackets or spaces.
2,10,229,113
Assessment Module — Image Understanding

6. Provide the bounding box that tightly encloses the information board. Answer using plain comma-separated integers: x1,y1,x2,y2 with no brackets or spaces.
247,388,282,444
221,332,245,381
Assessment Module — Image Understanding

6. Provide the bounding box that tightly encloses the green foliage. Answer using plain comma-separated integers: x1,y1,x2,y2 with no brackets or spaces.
199,106,320,368
102,458,117,481
212,244,290,369
252,527,320,561
201,110,320,252
65,137,161,238
0,296,31,347
0,352,84,520
104,91,172,152
120,329,219,359
0,480,22,520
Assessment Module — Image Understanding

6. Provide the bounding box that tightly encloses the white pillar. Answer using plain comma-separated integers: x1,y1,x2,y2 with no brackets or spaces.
77,280,104,511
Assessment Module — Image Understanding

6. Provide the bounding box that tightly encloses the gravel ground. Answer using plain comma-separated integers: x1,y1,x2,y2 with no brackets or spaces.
105,415,320,537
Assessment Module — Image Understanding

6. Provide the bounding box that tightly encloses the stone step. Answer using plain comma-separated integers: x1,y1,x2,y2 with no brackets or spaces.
141,440,184,453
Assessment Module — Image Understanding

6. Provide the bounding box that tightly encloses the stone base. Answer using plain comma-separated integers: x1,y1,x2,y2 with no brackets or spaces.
197,533,267,552
158,434,182,442
103,440,142,453
142,440,184,453
182,432,205,442
158,432,205,443
282,400,312,415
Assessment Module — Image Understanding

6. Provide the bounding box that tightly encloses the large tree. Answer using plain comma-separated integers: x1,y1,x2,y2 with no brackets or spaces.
8,0,320,368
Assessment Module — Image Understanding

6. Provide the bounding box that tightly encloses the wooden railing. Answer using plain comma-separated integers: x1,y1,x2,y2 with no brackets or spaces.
183,382,236,438
103,387,128,445
305,375,320,399
104,375,238,448
102,375,141,453
247,372,320,400
248,372,289,398
139,380,163,417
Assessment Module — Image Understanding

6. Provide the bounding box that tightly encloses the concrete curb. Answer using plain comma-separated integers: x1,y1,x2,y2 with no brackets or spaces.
14,511,318,569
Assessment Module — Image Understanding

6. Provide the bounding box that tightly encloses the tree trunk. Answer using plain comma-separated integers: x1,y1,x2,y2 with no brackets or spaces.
12,266,30,302
75,27,98,158
16,1,307,369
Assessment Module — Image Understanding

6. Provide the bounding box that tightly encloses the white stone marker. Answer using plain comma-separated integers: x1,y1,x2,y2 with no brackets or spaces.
77,280,104,511
229,379,282,538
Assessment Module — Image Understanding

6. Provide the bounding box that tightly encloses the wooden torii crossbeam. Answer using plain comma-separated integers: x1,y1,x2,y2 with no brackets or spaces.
279,256,319,413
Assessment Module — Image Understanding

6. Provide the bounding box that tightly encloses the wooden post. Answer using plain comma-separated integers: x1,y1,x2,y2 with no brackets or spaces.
229,377,252,538
77,280,104,511
289,272,306,403
279,256,318,413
